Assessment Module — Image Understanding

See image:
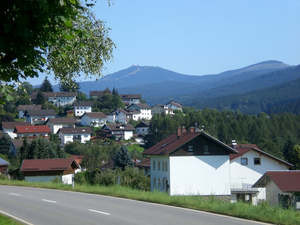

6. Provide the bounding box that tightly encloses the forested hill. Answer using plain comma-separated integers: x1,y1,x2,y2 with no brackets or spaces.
184,74,300,115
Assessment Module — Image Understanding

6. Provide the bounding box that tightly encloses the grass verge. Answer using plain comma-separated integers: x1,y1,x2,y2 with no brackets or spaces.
1,180,299,225
0,214,23,225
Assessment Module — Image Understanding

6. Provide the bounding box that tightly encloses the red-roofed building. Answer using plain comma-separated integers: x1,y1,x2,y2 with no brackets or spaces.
13,125,51,138
143,127,238,197
135,157,150,176
20,158,79,184
229,143,293,205
70,155,86,173
252,171,300,209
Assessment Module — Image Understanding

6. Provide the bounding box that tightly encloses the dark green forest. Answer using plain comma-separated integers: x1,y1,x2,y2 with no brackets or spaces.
145,108,300,168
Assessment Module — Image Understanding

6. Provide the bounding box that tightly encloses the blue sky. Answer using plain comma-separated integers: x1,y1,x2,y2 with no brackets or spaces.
27,0,300,85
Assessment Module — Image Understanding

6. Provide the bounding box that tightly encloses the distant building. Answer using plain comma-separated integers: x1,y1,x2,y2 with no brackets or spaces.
73,101,93,117
119,94,141,106
90,87,111,98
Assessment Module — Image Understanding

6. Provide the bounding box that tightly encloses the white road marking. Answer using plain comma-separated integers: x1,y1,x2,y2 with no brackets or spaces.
9,193,20,196
0,210,34,225
89,209,111,215
42,199,57,203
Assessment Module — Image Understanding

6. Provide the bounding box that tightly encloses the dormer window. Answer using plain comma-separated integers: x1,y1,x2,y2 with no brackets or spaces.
188,145,193,152
204,144,210,154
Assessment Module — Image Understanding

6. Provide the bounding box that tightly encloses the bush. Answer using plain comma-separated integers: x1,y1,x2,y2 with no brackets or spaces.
0,174,8,180
120,167,150,191
74,172,86,185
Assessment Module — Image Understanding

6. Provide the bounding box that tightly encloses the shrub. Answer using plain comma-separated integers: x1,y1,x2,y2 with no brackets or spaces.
74,172,86,185
0,174,8,180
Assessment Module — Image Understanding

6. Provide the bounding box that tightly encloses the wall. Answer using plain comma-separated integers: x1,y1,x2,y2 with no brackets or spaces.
169,155,231,196
150,155,170,193
266,180,281,206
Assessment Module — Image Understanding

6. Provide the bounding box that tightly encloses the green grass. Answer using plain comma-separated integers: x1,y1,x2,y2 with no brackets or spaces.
0,214,23,225
126,144,145,152
1,180,299,225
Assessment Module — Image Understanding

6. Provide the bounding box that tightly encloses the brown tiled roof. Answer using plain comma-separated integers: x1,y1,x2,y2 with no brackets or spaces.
14,125,51,133
252,171,300,192
20,158,79,172
104,124,135,131
135,157,150,168
117,108,140,115
119,94,141,100
11,139,34,148
143,131,238,156
80,112,106,119
58,127,93,134
128,103,151,109
23,109,56,117
45,118,78,124
230,144,293,168
17,105,42,111
90,88,111,97
73,101,93,107
31,92,76,100
2,122,32,129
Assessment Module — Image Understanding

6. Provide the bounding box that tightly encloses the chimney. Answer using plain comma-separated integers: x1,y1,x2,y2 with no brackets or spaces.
182,126,186,133
232,140,237,149
177,127,182,137
189,127,195,133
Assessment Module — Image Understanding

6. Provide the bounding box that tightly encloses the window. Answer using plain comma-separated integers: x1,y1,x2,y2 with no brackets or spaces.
162,162,165,171
162,178,166,189
254,158,261,165
153,161,156,171
158,179,161,189
188,145,194,152
165,162,168,172
204,144,210,154
241,158,248,165
158,161,161,171
153,178,156,189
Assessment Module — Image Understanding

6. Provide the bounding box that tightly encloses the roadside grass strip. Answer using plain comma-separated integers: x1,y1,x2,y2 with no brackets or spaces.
1,180,299,225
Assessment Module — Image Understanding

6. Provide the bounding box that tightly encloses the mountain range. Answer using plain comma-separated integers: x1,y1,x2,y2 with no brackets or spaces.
53,60,300,114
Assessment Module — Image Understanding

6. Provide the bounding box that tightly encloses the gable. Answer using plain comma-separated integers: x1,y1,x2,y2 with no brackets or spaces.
170,135,233,156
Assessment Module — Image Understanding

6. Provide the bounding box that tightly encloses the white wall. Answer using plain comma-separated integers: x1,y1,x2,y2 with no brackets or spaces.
230,151,289,202
4,129,16,139
169,155,231,196
136,127,149,135
74,106,92,117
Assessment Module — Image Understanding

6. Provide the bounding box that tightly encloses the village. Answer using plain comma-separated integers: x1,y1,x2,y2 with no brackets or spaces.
0,87,299,211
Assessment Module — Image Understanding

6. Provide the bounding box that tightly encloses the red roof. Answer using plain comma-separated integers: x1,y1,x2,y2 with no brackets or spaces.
14,125,51,133
230,144,292,168
143,130,238,155
253,171,300,192
70,155,85,165
20,158,79,172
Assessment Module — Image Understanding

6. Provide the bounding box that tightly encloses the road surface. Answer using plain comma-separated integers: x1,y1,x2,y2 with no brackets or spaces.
0,186,271,225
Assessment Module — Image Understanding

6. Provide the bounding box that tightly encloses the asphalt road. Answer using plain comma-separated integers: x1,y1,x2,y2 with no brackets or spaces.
0,186,272,225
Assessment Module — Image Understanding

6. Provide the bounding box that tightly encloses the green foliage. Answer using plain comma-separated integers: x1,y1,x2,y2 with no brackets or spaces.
42,101,58,113
39,76,53,92
74,172,86,185
64,141,87,155
0,133,11,155
36,91,46,105
59,79,80,92
92,93,124,113
119,167,150,191
114,145,134,170
287,145,300,169
77,91,88,102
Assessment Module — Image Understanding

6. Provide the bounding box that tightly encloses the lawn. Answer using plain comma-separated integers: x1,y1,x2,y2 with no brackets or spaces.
126,144,145,153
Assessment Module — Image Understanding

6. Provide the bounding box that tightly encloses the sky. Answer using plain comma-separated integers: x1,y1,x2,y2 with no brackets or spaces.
25,0,300,85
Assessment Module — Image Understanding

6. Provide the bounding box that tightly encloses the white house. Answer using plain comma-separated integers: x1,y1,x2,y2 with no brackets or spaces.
97,124,135,140
230,143,292,205
73,101,93,117
165,100,183,111
143,127,238,196
151,104,174,115
17,105,42,119
135,121,150,135
119,94,141,106
80,112,107,127
44,117,78,134
23,109,56,125
30,92,76,106
107,108,140,124
127,103,152,121
57,127,93,145
13,125,51,138
2,121,31,139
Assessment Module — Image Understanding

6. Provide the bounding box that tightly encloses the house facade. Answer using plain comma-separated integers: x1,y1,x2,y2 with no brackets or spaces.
57,127,93,145
73,101,93,117
143,127,238,196
10,139,34,155
252,171,300,209
20,158,79,185
230,144,292,205
24,109,56,125
119,94,141,106
80,112,107,127
2,121,31,139
165,100,183,111
151,104,174,115
107,108,140,124
44,118,78,134
127,103,152,121
13,125,51,138
17,105,42,119
97,124,135,140
135,121,150,135
0,158,10,174
31,92,76,106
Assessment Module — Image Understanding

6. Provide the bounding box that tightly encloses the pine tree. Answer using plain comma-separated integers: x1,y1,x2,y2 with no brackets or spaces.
35,90,46,105
114,145,134,170
0,133,11,155
19,137,30,165
39,76,53,92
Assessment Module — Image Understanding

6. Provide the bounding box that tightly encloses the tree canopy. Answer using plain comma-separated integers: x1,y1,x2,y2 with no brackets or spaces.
114,145,134,170
0,1,115,101
40,76,53,92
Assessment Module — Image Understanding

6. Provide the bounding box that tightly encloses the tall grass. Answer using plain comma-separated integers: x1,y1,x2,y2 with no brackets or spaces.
0,214,24,225
1,180,299,225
